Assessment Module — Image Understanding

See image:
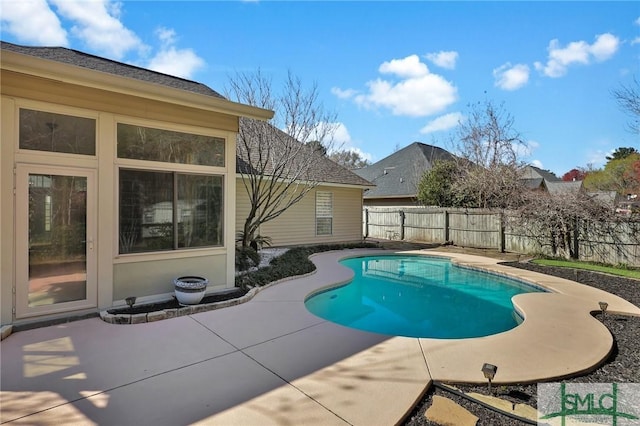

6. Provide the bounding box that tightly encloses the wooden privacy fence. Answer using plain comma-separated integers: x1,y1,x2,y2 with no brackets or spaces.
363,207,640,267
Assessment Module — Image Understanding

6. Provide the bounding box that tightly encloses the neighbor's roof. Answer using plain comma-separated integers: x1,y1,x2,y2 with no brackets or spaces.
520,165,561,182
587,190,619,206
546,180,583,196
354,142,457,198
1,41,224,98
520,178,545,191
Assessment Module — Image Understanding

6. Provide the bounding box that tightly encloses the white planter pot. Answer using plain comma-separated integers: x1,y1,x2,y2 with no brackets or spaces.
174,276,208,305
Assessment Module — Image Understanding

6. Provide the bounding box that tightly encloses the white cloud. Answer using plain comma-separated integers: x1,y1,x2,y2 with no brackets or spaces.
331,122,353,146
590,33,619,61
146,27,204,79
493,63,530,91
531,159,544,169
323,123,374,162
331,87,358,99
50,0,142,59
419,112,463,134
379,54,430,78
425,51,459,70
534,33,620,78
586,149,611,168
0,0,68,46
341,55,457,117
515,140,540,159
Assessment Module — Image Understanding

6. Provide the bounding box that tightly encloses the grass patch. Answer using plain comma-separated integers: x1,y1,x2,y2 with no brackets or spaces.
532,258,640,280
235,242,378,289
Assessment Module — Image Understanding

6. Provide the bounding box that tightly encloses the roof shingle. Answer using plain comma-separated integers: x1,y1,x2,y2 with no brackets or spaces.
354,142,457,198
1,41,224,98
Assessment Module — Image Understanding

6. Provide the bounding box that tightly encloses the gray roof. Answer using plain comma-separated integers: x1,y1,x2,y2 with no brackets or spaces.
520,165,560,182
1,41,224,98
587,190,619,206
354,142,457,198
521,178,545,190
546,180,583,196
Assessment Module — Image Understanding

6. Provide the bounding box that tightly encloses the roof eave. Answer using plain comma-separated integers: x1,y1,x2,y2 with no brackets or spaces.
1,49,274,121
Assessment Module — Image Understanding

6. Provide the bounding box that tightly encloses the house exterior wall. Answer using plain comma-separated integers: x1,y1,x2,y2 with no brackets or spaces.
235,180,365,247
0,63,243,326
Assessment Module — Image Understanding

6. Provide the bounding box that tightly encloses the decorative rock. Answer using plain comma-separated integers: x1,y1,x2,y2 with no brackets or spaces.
99,311,114,324
147,311,166,322
130,313,147,324
112,314,131,324
467,392,538,422
1,325,13,341
177,307,193,316
425,395,478,426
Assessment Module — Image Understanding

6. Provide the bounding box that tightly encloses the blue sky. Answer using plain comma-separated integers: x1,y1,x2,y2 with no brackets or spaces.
1,1,638,176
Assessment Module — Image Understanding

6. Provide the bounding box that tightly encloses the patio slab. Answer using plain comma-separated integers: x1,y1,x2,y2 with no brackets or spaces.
2,248,639,425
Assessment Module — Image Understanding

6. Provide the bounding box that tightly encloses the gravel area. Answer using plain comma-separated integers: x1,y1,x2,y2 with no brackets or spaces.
403,262,639,426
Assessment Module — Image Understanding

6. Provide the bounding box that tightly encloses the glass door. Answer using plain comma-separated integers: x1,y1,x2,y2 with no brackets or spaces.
15,165,97,318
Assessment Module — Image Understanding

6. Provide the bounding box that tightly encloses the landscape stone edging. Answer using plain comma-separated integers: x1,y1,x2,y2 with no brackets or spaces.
99,269,318,325
0,325,13,341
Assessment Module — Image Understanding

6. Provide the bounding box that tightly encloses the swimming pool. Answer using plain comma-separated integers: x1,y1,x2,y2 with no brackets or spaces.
305,255,545,338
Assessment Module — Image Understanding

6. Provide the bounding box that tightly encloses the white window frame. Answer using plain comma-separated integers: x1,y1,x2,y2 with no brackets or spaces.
316,191,333,236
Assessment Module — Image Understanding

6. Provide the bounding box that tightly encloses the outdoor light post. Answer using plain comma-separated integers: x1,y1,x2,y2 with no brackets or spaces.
599,301,608,322
481,363,497,394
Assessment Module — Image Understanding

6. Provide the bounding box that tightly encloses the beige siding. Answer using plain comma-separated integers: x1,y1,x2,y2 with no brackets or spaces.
113,254,227,300
236,179,364,246
2,66,241,324
1,70,239,132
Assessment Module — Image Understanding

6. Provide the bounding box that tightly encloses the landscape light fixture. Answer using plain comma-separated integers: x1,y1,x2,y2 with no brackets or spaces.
125,296,137,308
481,363,497,394
599,301,608,322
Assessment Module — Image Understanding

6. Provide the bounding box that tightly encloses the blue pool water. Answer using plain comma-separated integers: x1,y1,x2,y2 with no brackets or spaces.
305,255,544,339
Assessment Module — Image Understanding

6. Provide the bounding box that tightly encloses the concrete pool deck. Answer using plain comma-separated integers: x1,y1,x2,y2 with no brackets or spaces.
1,248,639,425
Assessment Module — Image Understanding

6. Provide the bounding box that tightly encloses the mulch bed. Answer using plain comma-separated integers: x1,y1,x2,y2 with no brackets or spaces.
107,288,248,315
402,261,639,426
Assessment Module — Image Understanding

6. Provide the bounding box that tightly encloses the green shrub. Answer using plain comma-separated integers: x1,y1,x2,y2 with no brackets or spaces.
235,242,377,289
235,246,261,271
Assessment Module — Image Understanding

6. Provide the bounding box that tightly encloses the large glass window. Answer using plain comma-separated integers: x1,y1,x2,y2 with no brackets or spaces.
19,109,96,155
119,170,223,254
316,191,333,236
117,123,225,166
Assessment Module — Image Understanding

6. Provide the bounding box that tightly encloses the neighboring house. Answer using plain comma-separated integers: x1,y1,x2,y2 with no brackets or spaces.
234,119,373,247
546,180,583,197
354,142,457,207
520,165,561,183
0,42,272,327
520,165,585,196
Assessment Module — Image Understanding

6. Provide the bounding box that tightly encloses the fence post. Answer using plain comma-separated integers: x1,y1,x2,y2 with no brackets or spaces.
499,211,506,253
573,216,579,260
399,210,405,240
444,210,450,243
364,208,369,238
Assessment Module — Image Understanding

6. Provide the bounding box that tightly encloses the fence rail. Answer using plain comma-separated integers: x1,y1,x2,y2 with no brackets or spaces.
363,207,640,267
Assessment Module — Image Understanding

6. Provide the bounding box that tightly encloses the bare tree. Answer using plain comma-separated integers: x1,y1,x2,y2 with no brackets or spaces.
612,76,640,135
451,100,527,209
328,149,370,170
226,70,339,250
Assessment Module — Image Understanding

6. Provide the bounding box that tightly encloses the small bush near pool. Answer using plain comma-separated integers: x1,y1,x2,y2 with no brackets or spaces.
235,242,378,290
